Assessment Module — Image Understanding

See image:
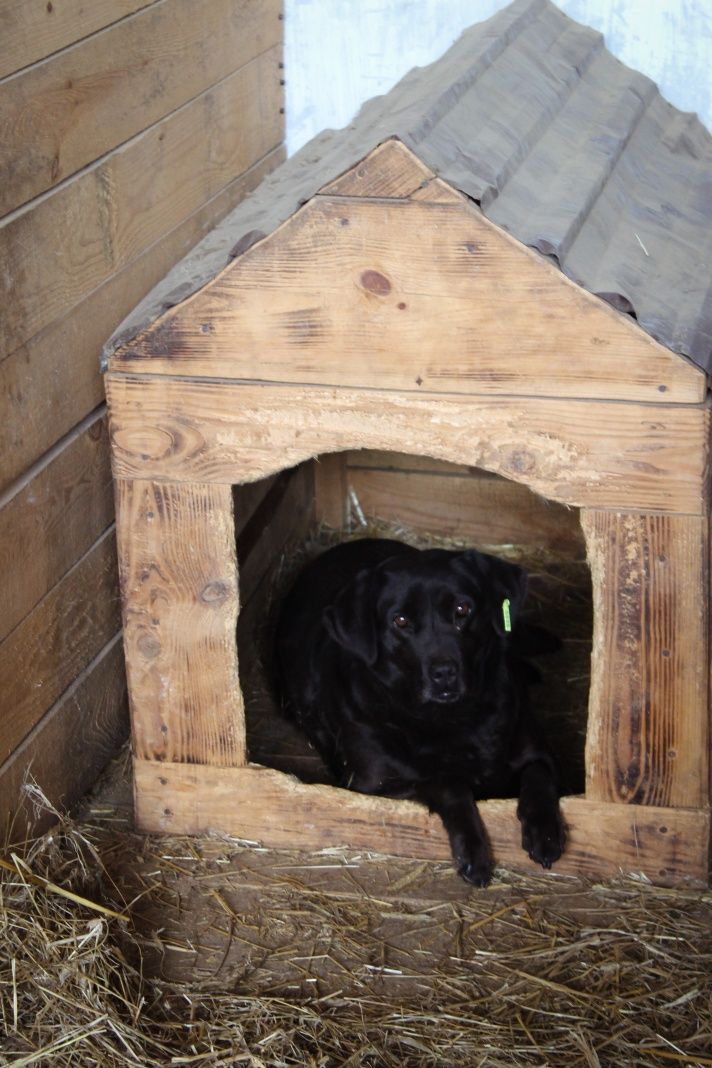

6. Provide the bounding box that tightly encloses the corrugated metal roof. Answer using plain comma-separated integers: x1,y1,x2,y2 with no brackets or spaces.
104,0,712,375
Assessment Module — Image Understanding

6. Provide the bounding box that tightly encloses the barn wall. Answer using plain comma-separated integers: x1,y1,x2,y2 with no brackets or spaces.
285,0,712,154
0,0,285,836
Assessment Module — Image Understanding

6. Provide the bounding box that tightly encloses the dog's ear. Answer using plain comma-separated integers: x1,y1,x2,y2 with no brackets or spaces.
457,550,528,637
323,569,379,665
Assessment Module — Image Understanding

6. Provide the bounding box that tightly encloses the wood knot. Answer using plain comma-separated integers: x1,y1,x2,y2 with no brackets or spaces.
201,580,230,604
360,270,392,296
137,632,161,659
508,449,535,475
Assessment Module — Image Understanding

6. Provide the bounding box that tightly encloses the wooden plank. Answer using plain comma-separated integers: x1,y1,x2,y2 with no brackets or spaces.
0,0,156,80
0,527,121,764
313,452,348,528
409,177,467,203
234,474,279,538
116,479,244,766
347,449,473,476
0,0,282,213
105,377,710,514
0,635,128,841
582,512,710,809
0,410,114,643
111,197,706,404
319,138,434,198
237,462,314,606
348,466,586,556
0,46,283,361
133,760,710,886
0,146,284,494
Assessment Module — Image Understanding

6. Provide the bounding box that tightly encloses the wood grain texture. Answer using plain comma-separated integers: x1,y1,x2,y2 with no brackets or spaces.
0,410,114,643
236,462,314,606
347,449,474,476
0,147,283,494
111,196,705,403
0,0,156,80
409,176,467,203
0,0,282,213
313,452,348,528
133,760,710,886
319,138,434,198
0,635,128,840
348,466,586,556
105,376,710,513
0,527,121,764
233,475,280,539
582,511,710,808
116,479,244,767
1,46,282,360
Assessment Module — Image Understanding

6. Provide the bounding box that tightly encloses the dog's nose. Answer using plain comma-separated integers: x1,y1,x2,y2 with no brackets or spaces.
429,659,458,688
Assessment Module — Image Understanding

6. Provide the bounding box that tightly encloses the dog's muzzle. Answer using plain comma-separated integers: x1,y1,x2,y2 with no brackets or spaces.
425,658,462,703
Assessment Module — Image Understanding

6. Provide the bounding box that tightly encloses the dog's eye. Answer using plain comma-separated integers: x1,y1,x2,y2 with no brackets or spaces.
454,602,471,621
392,613,409,629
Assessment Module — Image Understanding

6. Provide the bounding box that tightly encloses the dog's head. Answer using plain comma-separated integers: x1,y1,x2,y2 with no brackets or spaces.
324,548,527,708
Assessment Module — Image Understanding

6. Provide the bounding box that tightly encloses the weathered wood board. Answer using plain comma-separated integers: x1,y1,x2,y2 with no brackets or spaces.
0,527,121,764
110,196,704,404
313,452,349,528
583,511,710,809
0,148,282,494
0,411,114,643
134,760,710,886
116,480,243,767
0,0,282,213
1,47,282,361
105,376,710,513
0,0,154,80
0,0,286,840
321,138,435,199
236,462,315,604
0,635,128,840
346,459,586,556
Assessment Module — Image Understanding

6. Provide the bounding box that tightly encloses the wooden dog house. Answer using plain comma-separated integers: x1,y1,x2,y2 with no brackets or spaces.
104,0,711,885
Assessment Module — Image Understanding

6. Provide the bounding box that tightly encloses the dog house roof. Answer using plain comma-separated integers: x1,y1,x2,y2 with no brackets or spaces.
103,0,712,374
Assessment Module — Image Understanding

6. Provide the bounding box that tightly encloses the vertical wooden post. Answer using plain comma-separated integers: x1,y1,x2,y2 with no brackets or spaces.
313,451,348,528
115,478,244,769
582,511,709,809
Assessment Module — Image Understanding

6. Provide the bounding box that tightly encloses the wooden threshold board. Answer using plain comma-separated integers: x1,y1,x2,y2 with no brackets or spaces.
134,759,709,887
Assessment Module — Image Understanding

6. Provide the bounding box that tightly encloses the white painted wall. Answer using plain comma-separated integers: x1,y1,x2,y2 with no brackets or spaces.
285,0,712,155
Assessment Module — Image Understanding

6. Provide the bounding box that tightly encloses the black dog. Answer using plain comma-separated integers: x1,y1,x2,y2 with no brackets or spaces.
275,538,565,886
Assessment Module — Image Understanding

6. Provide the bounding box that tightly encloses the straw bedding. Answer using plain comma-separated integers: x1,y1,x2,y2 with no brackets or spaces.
1,776,711,1067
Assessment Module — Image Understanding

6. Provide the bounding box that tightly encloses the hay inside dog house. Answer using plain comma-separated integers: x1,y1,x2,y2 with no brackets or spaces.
104,0,711,885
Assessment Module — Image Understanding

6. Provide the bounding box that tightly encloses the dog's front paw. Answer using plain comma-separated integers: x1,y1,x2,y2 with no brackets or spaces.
520,808,566,870
453,838,493,887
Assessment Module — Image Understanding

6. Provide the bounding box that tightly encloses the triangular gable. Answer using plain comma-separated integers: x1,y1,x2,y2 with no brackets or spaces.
109,140,704,404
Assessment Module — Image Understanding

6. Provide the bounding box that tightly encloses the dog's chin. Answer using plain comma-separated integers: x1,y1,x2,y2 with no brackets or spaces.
423,688,464,707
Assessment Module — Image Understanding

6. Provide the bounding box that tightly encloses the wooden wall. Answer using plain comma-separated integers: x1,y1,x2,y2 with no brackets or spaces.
0,0,285,837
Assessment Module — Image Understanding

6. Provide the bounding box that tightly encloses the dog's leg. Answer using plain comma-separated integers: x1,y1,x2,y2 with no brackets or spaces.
517,759,566,869
416,783,492,887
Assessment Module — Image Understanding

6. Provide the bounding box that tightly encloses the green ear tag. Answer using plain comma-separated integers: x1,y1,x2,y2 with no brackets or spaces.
502,598,512,634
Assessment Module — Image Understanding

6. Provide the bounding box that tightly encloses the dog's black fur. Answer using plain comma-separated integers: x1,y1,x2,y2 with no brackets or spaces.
275,538,565,885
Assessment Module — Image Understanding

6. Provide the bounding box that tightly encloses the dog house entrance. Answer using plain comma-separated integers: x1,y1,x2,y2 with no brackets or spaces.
237,450,592,799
